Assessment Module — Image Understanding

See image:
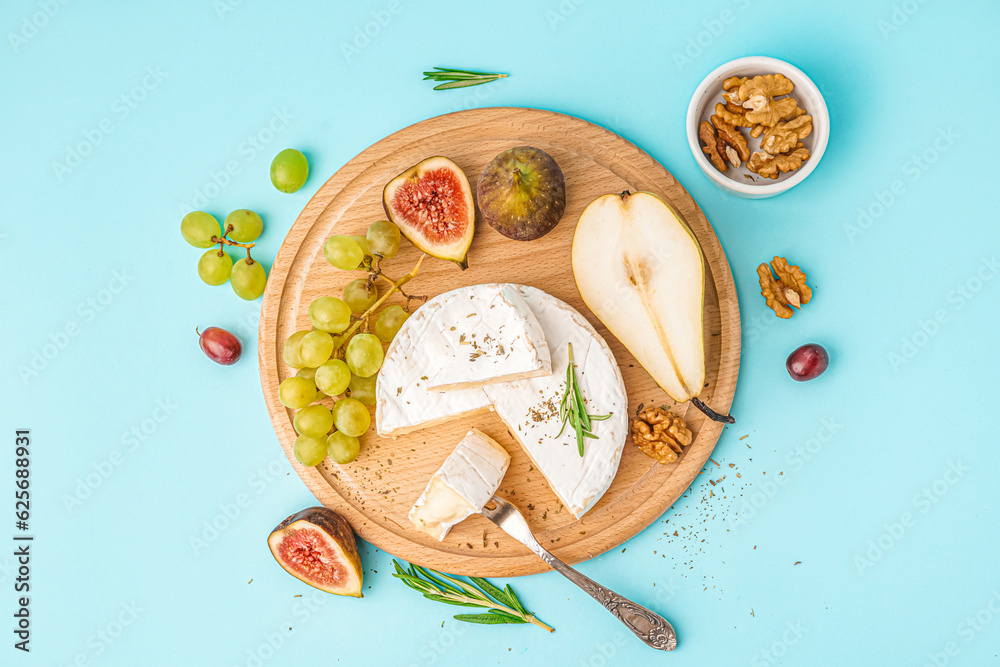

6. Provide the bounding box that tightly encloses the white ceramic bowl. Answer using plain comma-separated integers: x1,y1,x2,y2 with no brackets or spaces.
686,56,829,199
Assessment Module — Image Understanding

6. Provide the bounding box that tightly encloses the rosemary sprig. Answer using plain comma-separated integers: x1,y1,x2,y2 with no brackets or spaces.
391,560,553,632
557,343,612,457
422,67,507,91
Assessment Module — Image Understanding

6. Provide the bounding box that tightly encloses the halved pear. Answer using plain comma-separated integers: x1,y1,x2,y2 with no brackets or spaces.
572,191,707,405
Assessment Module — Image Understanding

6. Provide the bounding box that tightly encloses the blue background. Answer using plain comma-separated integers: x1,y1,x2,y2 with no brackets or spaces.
3,0,999,665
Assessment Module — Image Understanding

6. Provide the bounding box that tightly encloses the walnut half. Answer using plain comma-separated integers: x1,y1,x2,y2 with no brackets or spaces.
757,256,812,319
631,407,693,465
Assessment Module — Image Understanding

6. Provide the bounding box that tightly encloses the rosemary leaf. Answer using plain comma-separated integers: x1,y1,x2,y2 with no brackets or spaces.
423,594,487,608
470,577,513,607
588,413,612,421
412,565,465,595
505,584,528,615
453,613,523,625
487,609,528,622
433,78,497,90
434,570,491,601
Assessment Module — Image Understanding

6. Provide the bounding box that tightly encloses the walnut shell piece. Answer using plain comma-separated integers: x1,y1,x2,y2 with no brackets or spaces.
699,120,727,172
757,256,812,319
631,407,693,465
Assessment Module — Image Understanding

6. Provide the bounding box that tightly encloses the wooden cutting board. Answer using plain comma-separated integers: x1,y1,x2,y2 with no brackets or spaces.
259,107,740,577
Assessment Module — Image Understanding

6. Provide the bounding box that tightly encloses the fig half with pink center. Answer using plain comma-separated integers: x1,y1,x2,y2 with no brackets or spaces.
382,156,475,269
267,507,364,597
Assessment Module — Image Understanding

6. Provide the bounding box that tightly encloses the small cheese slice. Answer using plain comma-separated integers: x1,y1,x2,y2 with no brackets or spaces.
427,284,550,391
408,428,510,541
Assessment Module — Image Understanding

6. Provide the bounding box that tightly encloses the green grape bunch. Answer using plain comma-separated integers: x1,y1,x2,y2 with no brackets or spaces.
181,209,268,300
281,218,429,469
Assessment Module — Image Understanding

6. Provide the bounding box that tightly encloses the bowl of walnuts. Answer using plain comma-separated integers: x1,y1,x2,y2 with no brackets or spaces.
686,55,829,198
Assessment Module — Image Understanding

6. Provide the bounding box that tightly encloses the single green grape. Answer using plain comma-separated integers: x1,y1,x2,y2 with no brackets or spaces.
331,398,371,437
197,249,233,286
293,434,327,466
345,333,384,378
347,373,377,406
296,368,326,402
366,220,401,258
181,211,221,248
298,331,334,367
225,209,263,243
315,359,351,396
350,235,371,259
309,296,351,333
342,279,378,313
293,404,334,438
374,305,409,343
270,148,309,194
282,330,310,369
323,235,364,271
327,431,360,464
231,258,267,300
279,376,316,409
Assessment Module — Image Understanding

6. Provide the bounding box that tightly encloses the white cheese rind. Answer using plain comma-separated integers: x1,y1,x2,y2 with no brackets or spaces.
408,428,511,541
375,286,494,437
483,286,628,518
428,284,550,391
377,284,628,519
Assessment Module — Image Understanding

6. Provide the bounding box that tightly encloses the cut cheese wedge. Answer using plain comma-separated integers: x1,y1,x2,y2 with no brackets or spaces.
427,284,550,392
377,284,628,518
408,428,510,541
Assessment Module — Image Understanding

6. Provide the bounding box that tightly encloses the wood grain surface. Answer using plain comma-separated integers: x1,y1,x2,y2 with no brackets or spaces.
258,107,740,576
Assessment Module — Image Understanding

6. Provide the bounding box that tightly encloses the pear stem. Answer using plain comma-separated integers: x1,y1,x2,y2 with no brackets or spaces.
692,397,735,424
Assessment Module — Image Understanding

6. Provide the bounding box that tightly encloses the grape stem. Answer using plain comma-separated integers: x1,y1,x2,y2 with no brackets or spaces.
370,256,428,311
340,254,425,342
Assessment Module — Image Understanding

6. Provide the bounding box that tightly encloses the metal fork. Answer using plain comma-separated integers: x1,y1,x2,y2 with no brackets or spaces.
480,495,677,651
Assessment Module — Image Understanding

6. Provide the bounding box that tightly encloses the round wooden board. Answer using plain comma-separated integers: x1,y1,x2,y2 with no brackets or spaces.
259,107,740,577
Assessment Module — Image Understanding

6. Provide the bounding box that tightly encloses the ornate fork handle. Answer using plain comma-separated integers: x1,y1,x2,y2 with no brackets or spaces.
538,549,677,651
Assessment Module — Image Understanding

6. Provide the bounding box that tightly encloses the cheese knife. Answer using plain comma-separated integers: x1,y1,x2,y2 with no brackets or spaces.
480,495,677,651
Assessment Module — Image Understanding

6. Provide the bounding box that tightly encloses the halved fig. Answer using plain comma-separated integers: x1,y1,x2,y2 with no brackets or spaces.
382,156,475,269
477,146,566,241
267,506,364,597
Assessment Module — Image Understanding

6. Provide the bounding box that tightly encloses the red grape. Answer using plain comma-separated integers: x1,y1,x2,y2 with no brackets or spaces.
786,343,828,381
199,326,242,365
